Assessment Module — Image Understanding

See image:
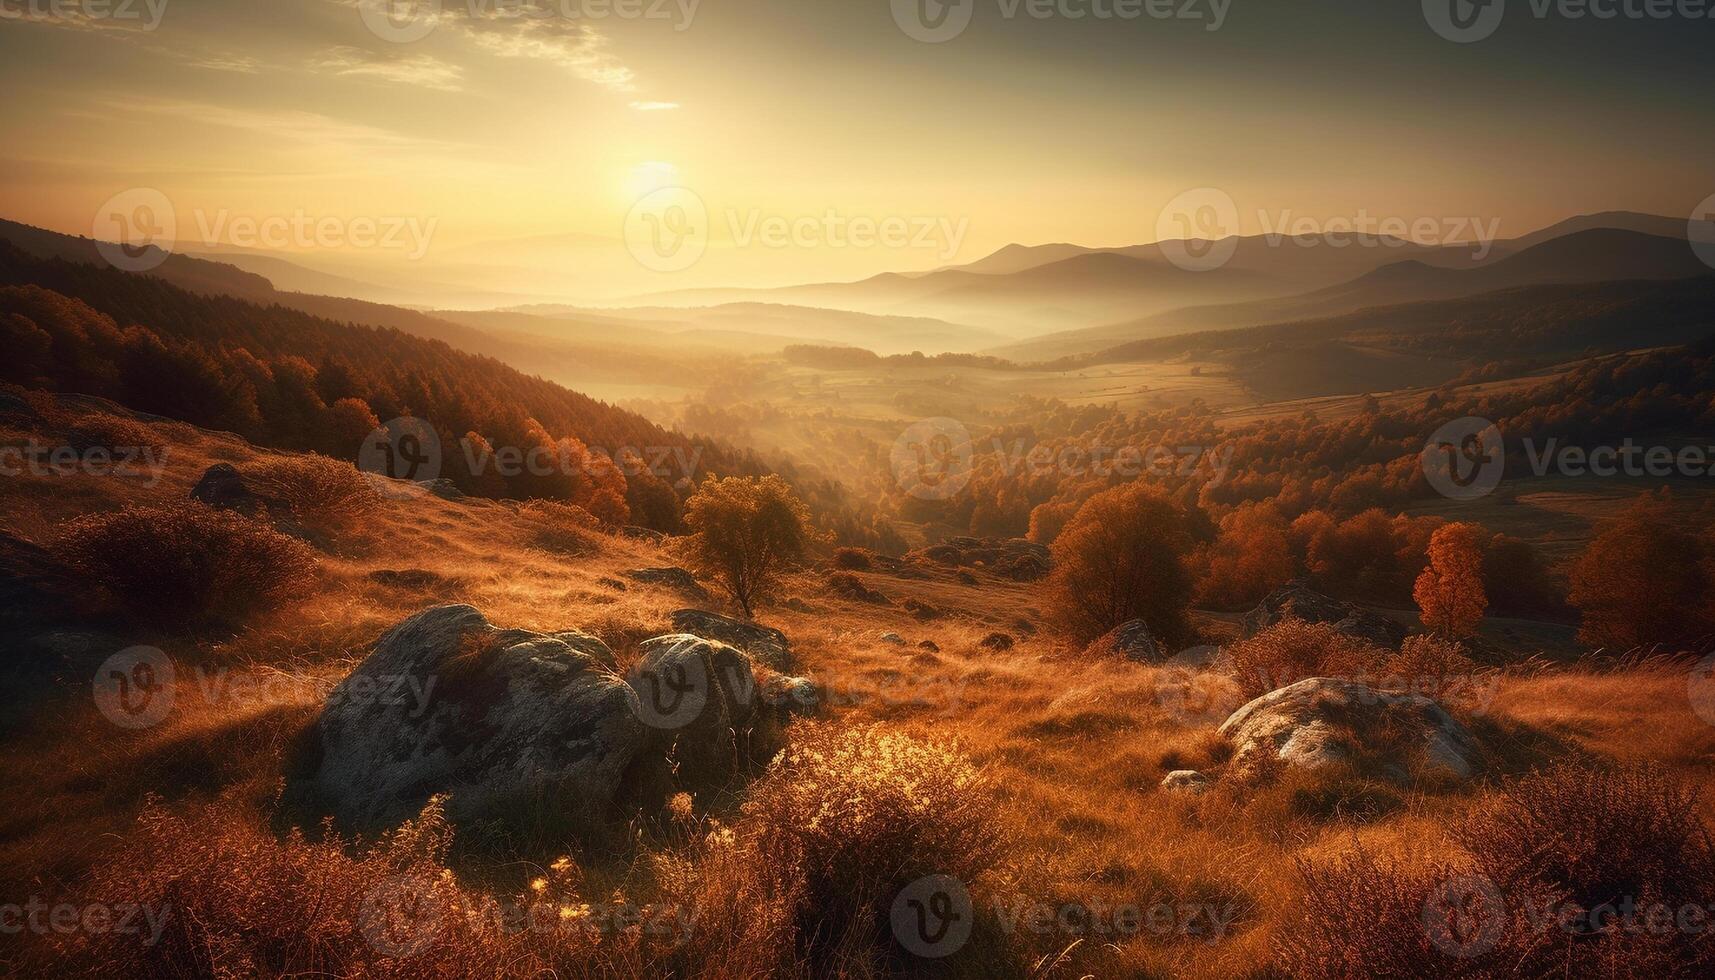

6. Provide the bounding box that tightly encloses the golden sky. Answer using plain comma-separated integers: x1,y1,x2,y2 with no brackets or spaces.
2,0,1711,301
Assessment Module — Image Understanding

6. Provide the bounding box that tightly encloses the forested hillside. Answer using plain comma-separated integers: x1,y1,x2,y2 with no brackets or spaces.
0,243,761,528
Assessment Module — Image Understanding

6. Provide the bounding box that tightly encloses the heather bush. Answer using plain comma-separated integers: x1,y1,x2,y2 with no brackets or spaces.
1384,634,1480,702
727,723,1009,970
245,453,380,531
53,500,317,628
1280,764,1715,977
58,796,668,979
1222,619,1387,699
831,546,873,571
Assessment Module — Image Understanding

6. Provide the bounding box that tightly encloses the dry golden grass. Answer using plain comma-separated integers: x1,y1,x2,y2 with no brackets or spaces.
7,396,1715,978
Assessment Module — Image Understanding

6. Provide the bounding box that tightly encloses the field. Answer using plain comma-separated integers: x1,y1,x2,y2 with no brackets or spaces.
6,386,1715,978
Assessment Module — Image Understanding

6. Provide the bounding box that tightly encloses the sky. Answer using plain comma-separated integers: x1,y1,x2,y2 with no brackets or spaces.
1,0,1712,301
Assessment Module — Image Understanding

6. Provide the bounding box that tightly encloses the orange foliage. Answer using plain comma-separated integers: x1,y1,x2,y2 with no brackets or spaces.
683,475,814,617
1043,482,1197,646
1197,501,1296,609
1413,522,1489,637
1568,491,1714,650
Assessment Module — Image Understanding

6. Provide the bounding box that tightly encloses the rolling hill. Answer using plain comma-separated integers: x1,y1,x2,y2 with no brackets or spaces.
997,226,1710,360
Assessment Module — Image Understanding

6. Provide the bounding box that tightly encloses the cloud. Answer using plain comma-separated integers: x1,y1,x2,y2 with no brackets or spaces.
185,54,265,74
106,95,466,155
629,100,680,112
454,9,637,93
310,46,465,91
0,0,168,33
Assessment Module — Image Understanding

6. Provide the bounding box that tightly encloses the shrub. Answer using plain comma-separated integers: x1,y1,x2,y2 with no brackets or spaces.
1452,763,1715,936
57,796,664,979
831,547,873,571
683,475,814,617
1223,619,1386,699
1277,848,1483,978
826,571,888,604
1043,482,1197,646
53,500,317,628
1279,764,1715,978
245,453,380,531
1384,634,1478,702
729,723,1008,970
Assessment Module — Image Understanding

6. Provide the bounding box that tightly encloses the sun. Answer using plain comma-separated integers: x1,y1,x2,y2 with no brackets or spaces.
624,161,681,200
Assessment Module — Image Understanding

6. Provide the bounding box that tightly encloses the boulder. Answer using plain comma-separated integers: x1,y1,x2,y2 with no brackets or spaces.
417,478,464,500
878,631,906,645
624,566,708,599
917,639,941,653
1217,677,1479,781
761,675,823,718
670,609,792,671
0,388,41,422
629,634,771,789
827,572,890,604
1084,619,1164,663
1243,581,1406,650
189,463,282,517
978,632,1015,651
902,598,941,620
1161,770,1211,794
911,537,1050,576
297,604,645,833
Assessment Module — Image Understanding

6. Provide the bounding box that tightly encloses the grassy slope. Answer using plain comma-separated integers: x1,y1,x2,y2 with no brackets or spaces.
7,394,1715,977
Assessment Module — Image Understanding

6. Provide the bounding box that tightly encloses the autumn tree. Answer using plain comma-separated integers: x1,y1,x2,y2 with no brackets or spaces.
1043,482,1197,646
1568,491,1712,650
1413,521,1489,637
683,475,814,618
1196,501,1295,609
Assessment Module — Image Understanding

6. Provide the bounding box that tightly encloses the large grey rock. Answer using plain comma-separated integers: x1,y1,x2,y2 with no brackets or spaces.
1243,581,1406,650
300,604,645,832
1084,619,1163,663
1217,677,1479,781
624,567,708,599
669,609,791,671
629,633,772,789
